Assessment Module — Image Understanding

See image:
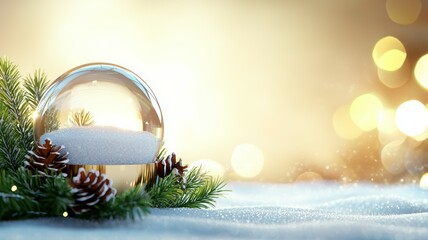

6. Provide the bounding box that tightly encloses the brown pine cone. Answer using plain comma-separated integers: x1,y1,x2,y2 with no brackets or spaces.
156,153,188,178
24,138,69,176
70,167,117,214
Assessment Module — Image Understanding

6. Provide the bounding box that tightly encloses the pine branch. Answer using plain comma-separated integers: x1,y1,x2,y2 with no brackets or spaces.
23,69,50,111
0,113,23,171
0,169,43,220
77,186,151,220
181,166,206,191
177,175,227,208
0,168,72,220
148,173,182,208
148,166,228,209
36,175,74,215
157,146,167,159
0,57,33,152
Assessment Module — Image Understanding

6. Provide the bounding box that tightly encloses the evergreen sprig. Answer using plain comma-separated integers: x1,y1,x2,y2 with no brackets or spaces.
0,169,41,220
0,168,73,220
0,113,22,171
175,170,227,208
147,173,182,208
23,69,50,111
12,168,73,216
0,57,50,171
0,57,33,152
76,186,151,220
148,166,229,209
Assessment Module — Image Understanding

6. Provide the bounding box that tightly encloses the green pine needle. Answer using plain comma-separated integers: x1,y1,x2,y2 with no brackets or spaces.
11,168,73,217
76,185,151,220
0,168,74,220
0,169,39,219
177,175,227,209
23,69,50,111
0,57,33,153
148,166,229,209
148,173,182,208
0,113,23,171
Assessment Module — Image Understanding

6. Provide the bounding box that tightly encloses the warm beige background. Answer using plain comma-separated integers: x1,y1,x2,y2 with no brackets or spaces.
1,0,428,181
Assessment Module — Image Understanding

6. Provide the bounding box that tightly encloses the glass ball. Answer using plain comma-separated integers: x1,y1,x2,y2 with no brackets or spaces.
34,63,163,192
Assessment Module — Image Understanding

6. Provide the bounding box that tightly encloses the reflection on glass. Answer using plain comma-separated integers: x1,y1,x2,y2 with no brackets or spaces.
68,109,94,127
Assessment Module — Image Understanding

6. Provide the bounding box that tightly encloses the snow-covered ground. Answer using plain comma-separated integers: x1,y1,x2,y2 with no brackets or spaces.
2,182,428,240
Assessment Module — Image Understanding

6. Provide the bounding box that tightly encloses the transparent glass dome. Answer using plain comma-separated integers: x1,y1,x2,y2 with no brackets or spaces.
34,63,163,191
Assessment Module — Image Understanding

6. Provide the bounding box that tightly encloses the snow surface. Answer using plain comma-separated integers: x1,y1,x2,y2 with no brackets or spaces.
41,127,159,164
2,182,428,239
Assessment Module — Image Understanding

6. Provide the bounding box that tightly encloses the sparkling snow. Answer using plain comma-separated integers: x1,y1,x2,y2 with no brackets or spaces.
41,127,159,165
2,182,428,239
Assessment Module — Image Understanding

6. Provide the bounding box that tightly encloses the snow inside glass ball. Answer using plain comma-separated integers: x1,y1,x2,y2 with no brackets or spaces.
34,63,163,192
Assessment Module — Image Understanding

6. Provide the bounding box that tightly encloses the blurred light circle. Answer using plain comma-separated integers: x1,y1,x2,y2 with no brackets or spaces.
395,100,428,137
419,173,428,189
377,108,406,145
231,144,264,178
414,54,428,89
381,140,406,175
378,109,397,134
372,36,407,71
377,59,410,88
413,127,428,142
386,0,422,25
350,93,383,131
189,159,225,177
333,105,363,140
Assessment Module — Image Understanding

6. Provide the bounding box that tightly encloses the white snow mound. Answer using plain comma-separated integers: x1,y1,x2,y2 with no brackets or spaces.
41,126,160,165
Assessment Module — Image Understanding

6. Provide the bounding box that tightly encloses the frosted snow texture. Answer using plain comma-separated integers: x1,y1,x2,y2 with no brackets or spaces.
2,182,428,239
41,127,159,164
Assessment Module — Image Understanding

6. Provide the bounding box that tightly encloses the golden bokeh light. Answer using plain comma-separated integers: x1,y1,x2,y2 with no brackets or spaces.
419,173,428,189
231,144,264,178
386,0,422,25
333,105,363,140
372,36,406,71
378,109,398,134
377,108,406,145
395,100,428,137
413,128,428,142
10,185,17,192
3,0,427,183
63,211,69,217
189,159,225,177
377,59,410,88
381,140,406,174
413,104,428,142
350,93,383,132
414,54,428,90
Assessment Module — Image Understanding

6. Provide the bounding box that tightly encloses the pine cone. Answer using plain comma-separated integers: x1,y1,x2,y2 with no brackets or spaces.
24,138,69,176
70,168,117,214
156,153,188,178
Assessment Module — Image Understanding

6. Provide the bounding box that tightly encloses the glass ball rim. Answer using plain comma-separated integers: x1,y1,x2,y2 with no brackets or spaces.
34,62,164,140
